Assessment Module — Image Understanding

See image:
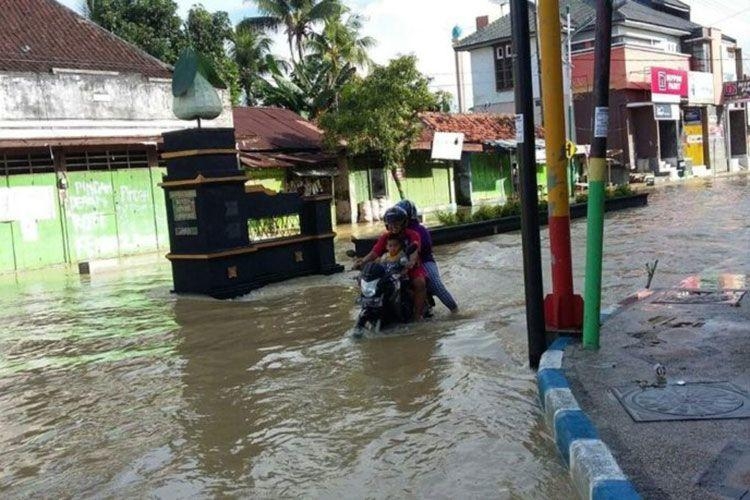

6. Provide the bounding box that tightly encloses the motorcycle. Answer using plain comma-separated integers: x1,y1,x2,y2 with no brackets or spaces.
350,245,417,338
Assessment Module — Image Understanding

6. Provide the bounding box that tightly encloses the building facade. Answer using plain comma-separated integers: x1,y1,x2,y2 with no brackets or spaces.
454,0,747,176
0,0,232,273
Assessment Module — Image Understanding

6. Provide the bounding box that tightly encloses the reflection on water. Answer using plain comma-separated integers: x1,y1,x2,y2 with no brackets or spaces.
0,176,747,497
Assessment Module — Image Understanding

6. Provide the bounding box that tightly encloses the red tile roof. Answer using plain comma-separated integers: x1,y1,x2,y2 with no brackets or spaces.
416,112,544,150
233,107,325,151
0,0,171,78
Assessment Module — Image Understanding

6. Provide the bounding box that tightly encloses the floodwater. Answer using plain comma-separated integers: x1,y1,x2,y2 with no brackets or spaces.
0,175,747,498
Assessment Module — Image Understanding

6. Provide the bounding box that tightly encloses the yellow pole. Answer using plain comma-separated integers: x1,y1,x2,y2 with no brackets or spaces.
538,0,583,330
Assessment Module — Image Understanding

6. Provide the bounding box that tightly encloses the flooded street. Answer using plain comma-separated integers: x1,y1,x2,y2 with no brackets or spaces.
1,176,747,498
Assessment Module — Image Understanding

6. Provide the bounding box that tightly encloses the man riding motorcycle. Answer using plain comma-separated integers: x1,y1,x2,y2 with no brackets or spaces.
354,206,427,321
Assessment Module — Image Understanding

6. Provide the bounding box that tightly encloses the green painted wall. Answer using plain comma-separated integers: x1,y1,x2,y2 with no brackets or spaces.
7,173,67,270
469,152,513,202
386,153,452,208
246,168,285,192
0,175,15,272
151,167,170,250
112,168,159,255
64,170,120,261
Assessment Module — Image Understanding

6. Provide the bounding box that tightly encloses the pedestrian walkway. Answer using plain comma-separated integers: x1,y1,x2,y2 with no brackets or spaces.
541,272,749,499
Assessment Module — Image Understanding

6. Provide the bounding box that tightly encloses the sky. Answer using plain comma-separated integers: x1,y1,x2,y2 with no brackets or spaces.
58,0,750,108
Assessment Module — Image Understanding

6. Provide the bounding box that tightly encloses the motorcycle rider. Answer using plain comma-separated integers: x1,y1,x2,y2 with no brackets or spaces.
354,206,427,321
396,199,458,313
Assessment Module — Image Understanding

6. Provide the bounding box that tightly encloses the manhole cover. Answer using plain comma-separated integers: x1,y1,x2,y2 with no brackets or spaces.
612,382,750,422
652,289,746,305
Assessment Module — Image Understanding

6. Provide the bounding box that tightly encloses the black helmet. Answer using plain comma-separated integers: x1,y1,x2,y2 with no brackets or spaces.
395,199,417,220
383,206,408,227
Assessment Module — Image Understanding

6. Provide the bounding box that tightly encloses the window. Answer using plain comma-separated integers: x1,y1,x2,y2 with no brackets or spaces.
494,42,514,91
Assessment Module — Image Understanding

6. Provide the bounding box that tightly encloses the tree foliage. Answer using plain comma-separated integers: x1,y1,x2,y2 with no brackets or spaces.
84,0,185,64
318,56,441,199
242,0,342,63
185,5,241,104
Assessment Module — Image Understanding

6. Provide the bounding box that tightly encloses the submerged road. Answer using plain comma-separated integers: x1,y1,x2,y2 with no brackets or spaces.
0,174,746,497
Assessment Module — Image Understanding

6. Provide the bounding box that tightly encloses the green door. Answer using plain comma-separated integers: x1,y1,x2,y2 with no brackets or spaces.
65,170,119,261
113,168,158,255
8,173,66,270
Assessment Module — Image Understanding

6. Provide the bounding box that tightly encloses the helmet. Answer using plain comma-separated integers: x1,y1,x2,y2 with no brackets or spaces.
395,199,417,220
383,206,408,227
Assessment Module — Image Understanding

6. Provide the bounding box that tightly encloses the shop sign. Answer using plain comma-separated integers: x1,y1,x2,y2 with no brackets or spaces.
723,79,750,102
654,103,679,121
688,71,714,104
684,107,702,124
651,67,688,103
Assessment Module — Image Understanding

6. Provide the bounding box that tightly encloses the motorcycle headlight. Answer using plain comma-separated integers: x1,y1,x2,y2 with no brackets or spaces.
361,279,379,298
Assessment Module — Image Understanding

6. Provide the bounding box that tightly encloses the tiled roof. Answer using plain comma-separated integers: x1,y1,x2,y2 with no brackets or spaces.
453,4,537,51
415,112,544,150
614,0,699,32
455,0,700,51
0,0,172,77
233,107,325,151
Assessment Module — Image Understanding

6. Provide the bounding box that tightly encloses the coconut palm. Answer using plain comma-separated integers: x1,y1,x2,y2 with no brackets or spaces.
308,8,375,85
242,0,342,63
233,20,289,105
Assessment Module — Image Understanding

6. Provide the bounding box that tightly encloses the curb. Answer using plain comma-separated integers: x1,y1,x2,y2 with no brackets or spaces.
536,291,653,500
538,337,640,500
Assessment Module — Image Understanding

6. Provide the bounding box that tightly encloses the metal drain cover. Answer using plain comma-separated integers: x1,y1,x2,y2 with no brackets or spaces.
612,382,750,422
652,289,746,305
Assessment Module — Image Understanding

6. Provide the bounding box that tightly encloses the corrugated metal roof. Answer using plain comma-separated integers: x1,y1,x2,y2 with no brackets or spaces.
233,107,325,151
0,0,171,77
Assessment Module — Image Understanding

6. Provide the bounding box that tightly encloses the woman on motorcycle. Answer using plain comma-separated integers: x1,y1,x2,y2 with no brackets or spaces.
354,206,428,321
396,200,458,313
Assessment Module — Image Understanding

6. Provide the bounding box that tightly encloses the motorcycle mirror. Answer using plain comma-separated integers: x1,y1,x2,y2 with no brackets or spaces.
345,249,357,258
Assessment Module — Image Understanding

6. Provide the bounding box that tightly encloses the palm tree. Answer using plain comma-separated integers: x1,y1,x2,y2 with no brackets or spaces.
242,0,342,63
308,8,375,79
233,20,288,105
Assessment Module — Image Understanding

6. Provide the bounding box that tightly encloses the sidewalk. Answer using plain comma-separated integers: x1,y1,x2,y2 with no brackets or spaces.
540,276,749,499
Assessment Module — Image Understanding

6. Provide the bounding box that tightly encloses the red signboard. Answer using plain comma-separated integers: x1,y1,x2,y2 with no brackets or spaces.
723,80,750,102
650,67,688,98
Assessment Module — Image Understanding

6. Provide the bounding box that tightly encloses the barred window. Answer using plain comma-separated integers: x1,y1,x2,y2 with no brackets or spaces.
494,42,514,91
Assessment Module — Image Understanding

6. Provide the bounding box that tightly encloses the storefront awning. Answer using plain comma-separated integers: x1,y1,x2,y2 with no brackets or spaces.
239,151,336,170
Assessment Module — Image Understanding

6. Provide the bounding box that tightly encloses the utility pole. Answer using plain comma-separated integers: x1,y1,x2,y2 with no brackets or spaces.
538,0,583,332
566,3,577,195
583,0,614,349
510,0,546,369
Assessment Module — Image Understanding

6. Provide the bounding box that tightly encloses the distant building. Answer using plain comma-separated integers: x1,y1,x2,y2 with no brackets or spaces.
454,0,747,176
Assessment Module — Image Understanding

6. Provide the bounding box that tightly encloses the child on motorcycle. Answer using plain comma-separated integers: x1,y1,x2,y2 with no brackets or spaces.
395,199,458,313
380,235,407,275
354,206,427,321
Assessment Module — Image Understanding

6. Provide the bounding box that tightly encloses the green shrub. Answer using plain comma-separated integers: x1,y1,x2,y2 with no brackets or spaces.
574,193,588,204
435,210,458,226
613,183,633,197
472,204,497,221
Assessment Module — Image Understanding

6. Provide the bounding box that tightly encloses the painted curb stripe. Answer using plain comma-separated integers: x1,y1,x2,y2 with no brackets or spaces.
555,411,599,464
549,336,576,351
539,350,563,370
544,388,580,434
592,479,641,500
537,369,569,406
536,337,641,500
